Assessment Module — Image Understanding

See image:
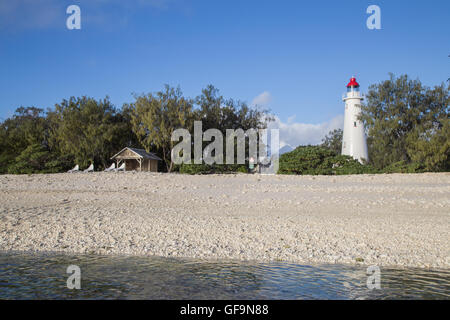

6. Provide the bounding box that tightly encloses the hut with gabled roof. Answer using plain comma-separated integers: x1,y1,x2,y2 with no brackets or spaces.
110,147,162,172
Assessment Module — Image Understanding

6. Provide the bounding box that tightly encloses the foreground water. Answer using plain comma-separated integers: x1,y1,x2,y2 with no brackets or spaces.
0,252,448,299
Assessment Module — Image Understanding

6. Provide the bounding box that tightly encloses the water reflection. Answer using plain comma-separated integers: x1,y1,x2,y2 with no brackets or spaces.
0,252,448,299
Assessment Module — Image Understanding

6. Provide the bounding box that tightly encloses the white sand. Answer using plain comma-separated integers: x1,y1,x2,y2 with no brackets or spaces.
0,172,449,269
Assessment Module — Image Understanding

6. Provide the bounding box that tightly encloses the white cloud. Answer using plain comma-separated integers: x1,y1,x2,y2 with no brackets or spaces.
251,91,272,108
267,114,344,148
251,91,343,148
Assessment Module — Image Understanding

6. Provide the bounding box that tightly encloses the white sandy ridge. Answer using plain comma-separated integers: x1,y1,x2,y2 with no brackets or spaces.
0,172,449,269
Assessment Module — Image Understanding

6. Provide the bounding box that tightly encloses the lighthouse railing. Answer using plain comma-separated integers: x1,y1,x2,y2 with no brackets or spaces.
343,92,364,100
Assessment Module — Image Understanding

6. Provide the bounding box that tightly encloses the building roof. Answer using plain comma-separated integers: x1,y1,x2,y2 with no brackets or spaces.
346,77,360,88
111,147,162,161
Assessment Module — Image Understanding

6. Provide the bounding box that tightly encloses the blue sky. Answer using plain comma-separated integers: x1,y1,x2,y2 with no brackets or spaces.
1,0,449,146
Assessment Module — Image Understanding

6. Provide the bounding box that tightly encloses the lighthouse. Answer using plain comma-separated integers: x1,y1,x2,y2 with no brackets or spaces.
342,77,369,163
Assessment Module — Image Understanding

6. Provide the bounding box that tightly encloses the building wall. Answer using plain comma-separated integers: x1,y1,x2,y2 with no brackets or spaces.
123,159,158,172
125,159,140,171
150,159,158,172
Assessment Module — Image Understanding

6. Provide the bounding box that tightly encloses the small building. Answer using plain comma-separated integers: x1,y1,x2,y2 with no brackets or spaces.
111,147,162,172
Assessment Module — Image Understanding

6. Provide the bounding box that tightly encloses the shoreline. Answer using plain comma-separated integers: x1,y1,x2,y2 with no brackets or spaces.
2,248,450,272
2,249,450,273
1,172,449,269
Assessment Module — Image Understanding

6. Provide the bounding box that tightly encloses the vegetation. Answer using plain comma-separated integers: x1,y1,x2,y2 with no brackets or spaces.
320,128,342,155
130,84,269,173
282,74,449,176
0,107,48,173
360,74,449,172
6,144,69,174
47,96,136,170
0,85,268,174
0,74,448,175
382,160,426,174
278,145,377,175
179,163,248,175
130,86,193,172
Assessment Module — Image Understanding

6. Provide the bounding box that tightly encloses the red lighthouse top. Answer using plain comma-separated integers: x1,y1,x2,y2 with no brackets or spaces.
346,77,360,88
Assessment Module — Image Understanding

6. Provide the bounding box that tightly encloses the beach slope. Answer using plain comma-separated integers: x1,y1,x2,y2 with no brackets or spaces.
0,173,448,268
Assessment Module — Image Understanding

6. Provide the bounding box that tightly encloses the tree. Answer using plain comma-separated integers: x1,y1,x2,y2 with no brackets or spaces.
0,107,48,173
119,104,141,148
130,85,271,172
48,96,133,169
130,86,194,172
194,85,270,132
360,74,449,171
193,85,271,166
406,108,450,171
7,144,67,174
321,128,343,155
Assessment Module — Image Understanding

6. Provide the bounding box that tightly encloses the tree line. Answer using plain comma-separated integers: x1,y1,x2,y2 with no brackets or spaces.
0,85,268,174
0,74,448,175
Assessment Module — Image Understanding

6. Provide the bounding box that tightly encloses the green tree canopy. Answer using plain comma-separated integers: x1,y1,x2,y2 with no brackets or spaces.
7,143,66,174
130,85,194,172
321,128,343,155
130,85,271,172
0,107,48,173
194,85,270,132
48,96,134,169
193,85,271,167
360,74,449,171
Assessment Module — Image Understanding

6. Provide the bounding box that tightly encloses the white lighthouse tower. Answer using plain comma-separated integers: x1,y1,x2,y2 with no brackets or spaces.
342,77,368,163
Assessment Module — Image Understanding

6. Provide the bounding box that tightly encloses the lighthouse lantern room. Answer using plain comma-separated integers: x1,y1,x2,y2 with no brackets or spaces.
341,77,369,163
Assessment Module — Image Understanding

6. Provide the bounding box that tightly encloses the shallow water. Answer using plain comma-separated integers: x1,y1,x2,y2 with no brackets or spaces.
0,252,449,299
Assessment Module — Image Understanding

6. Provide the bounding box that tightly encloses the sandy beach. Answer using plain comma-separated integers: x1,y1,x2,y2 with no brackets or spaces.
0,172,448,269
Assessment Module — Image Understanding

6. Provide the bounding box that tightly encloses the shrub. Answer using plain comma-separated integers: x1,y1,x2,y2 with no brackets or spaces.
179,163,212,174
237,165,248,173
7,144,71,174
278,146,334,175
324,155,379,175
278,145,377,175
179,163,248,175
382,160,426,173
